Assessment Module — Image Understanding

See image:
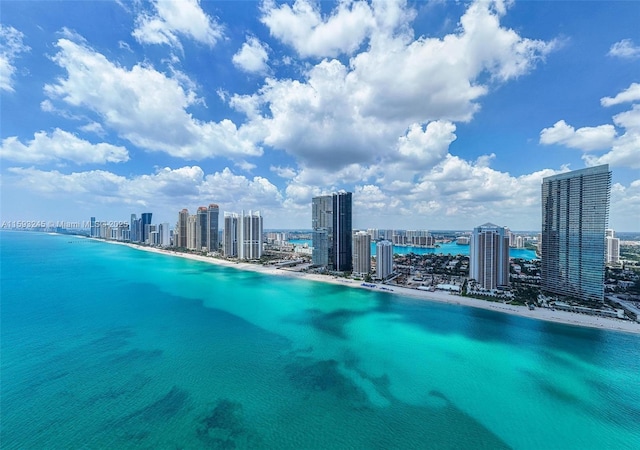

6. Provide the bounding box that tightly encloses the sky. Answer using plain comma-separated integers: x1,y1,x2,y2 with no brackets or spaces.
1,0,639,232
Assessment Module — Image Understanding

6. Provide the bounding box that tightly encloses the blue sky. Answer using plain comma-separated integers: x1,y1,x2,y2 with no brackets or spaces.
1,0,639,231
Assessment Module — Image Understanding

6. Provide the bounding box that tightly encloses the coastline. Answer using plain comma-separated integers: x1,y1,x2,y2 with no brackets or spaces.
102,239,640,335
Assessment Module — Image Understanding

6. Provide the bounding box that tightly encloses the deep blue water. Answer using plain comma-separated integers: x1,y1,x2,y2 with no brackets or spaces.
1,232,638,449
288,239,538,260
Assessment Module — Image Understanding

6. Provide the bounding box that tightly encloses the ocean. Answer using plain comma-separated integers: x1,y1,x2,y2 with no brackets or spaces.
1,232,638,449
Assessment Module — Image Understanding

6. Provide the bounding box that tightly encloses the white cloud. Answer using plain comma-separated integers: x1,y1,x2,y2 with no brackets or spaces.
79,121,106,136
583,105,640,169
260,0,376,58
0,25,30,92
610,180,640,231
232,37,269,74
608,39,640,59
7,165,283,218
270,165,297,179
44,37,260,161
541,84,640,169
397,121,457,169
133,0,223,49
601,82,640,107
236,0,556,171
0,129,129,164
539,120,617,151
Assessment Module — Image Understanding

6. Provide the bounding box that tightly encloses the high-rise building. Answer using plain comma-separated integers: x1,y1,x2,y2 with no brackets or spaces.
239,210,263,260
332,192,353,272
352,231,371,276
541,165,611,303
145,224,156,244
158,223,170,247
90,217,96,237
130,214,137,242
141,213,152,243
176,209,189,248
469,223,510,290
224,212,239,257
196,206,208,251
312,229,329,267
376,240,394,280
311,192,353,271
186,215,197,250
208,204,219,252
312,195,333,267
606,229,620,264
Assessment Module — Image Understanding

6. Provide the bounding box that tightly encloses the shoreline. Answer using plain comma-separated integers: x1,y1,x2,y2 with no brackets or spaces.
101,239,640,335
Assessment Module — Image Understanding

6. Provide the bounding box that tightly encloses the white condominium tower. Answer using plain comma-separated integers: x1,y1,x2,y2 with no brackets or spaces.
376,240,394,280
239,210,263,260
352,231,371,277
605,229,620,264
469,223,510,290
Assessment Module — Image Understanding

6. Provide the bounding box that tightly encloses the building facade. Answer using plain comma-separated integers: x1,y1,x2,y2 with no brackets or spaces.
469,223,510,290
176,209,189,248
352,231,371,276
606,229,620,264
196,206,208,251
332,192,353,272
376,240,394,280
312,195,333,267
239,210,263,260
224,212,239,257
208,204,219,252
541,165,611,303
140,213,152,244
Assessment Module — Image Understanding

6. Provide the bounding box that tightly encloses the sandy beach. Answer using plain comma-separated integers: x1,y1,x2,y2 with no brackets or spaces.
104,240,640,335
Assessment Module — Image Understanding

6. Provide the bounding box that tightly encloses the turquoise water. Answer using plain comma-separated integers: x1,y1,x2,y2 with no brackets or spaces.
2,232,638,449
288,239,538,260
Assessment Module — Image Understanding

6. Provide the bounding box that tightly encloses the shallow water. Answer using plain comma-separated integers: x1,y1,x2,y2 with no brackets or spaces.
1,232,638,449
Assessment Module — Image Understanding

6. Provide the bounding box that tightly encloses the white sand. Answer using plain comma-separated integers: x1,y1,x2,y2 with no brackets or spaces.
104,240,640,335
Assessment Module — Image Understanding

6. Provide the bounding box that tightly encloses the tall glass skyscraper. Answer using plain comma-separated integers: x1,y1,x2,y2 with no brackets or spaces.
311,192,352,271
207,204,219,252
196,207,208,251
333,192,353,272
541,165,611,303
223,212,239,258
312,195,333,267
141,212,152,243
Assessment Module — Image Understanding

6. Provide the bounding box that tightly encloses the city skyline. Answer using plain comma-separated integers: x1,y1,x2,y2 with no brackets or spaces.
1,1,639,230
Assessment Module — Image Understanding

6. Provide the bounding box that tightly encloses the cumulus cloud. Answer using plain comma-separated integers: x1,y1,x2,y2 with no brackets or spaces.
601,82,640,107
608,39,640,59
541,84,640,169
397,121,457,169
0,25,30,92
0,129,129,164
44,37,260,160
539,120,617,151
583,105,640,169
235,0,556,171
133,0,223,49
7,165,283,217
232,37,269,74
260,0,376,58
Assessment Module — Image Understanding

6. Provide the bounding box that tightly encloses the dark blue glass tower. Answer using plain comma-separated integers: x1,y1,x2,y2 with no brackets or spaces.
141,213,153,244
